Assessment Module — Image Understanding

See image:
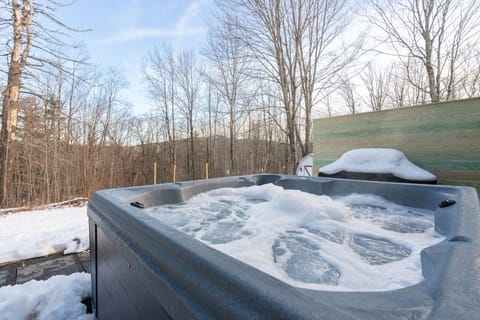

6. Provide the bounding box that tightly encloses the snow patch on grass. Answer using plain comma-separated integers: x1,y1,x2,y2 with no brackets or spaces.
0,272,92,320
0,206,89,264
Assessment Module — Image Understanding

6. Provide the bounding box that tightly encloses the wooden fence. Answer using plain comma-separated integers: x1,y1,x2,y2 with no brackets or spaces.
312,97,480,190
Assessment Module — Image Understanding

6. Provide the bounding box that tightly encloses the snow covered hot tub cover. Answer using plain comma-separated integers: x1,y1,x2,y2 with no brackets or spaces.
318,148,437,184
88,174,479,320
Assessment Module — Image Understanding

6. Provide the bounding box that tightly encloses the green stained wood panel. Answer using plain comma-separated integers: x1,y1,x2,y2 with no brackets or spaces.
313,98,480,191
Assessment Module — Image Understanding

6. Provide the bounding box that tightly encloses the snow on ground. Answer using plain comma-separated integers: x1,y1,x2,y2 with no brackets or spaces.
0,273,92,320
319,148,437,181
0,206,89,264
0,205,91,319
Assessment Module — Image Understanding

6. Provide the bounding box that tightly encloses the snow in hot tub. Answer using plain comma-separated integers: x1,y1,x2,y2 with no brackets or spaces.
145,184,445,292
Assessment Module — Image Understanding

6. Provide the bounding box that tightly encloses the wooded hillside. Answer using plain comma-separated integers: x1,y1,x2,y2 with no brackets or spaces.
1,0,479,207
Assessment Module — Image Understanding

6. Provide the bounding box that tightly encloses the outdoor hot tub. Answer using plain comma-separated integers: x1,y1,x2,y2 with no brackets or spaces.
87,174,480,319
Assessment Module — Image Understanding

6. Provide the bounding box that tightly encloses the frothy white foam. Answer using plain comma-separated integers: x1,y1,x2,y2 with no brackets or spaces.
146,184,445,292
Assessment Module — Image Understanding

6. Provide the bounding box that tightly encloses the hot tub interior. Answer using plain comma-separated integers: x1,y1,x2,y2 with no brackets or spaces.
145,184,444,292
88,174,480,320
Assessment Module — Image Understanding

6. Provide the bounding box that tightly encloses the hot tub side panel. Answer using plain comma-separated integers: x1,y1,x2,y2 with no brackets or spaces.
88,196,192,320
94,222,177,319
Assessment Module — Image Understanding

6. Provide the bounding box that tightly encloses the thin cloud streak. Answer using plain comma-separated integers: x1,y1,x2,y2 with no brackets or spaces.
177,0,205,32
173,0,209,53
100,27,205,44
99,0,209,45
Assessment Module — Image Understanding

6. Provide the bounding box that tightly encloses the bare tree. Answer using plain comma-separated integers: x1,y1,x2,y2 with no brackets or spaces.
323,94,334,117
205,16,248,175
458,45,480,98
80,67,128,196
387,61,429,108
177,49,202,179
389,63,407,108
339,76,357,114
361,64,391,111
217,0,301,171
0,0,34,206
294,0,361,156
203,77,220,176
143,46,178,181
368,0,480,103
217,0,360,171
0,0,87,206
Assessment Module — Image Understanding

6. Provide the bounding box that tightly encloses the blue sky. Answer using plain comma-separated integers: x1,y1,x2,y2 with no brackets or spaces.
56,0,213,114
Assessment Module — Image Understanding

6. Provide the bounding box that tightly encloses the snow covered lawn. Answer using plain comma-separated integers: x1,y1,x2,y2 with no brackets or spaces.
0,205,91,320
0,273,92,320
0,206,89,264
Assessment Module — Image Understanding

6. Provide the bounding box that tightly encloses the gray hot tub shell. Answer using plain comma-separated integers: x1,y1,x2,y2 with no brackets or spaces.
87,174,480,319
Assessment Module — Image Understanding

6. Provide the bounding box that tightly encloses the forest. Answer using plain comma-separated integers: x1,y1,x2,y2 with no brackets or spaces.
1,0,480,208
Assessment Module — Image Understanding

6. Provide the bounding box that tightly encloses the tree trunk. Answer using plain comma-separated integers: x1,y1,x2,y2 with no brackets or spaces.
189,115,195,179
0,0,33,206
229,106,235,174
424,35,439,103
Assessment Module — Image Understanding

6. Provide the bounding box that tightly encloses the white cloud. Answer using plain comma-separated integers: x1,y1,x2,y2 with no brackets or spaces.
172,0,209,53
100,27,205,44
177,0,206,32
100,0,209,44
